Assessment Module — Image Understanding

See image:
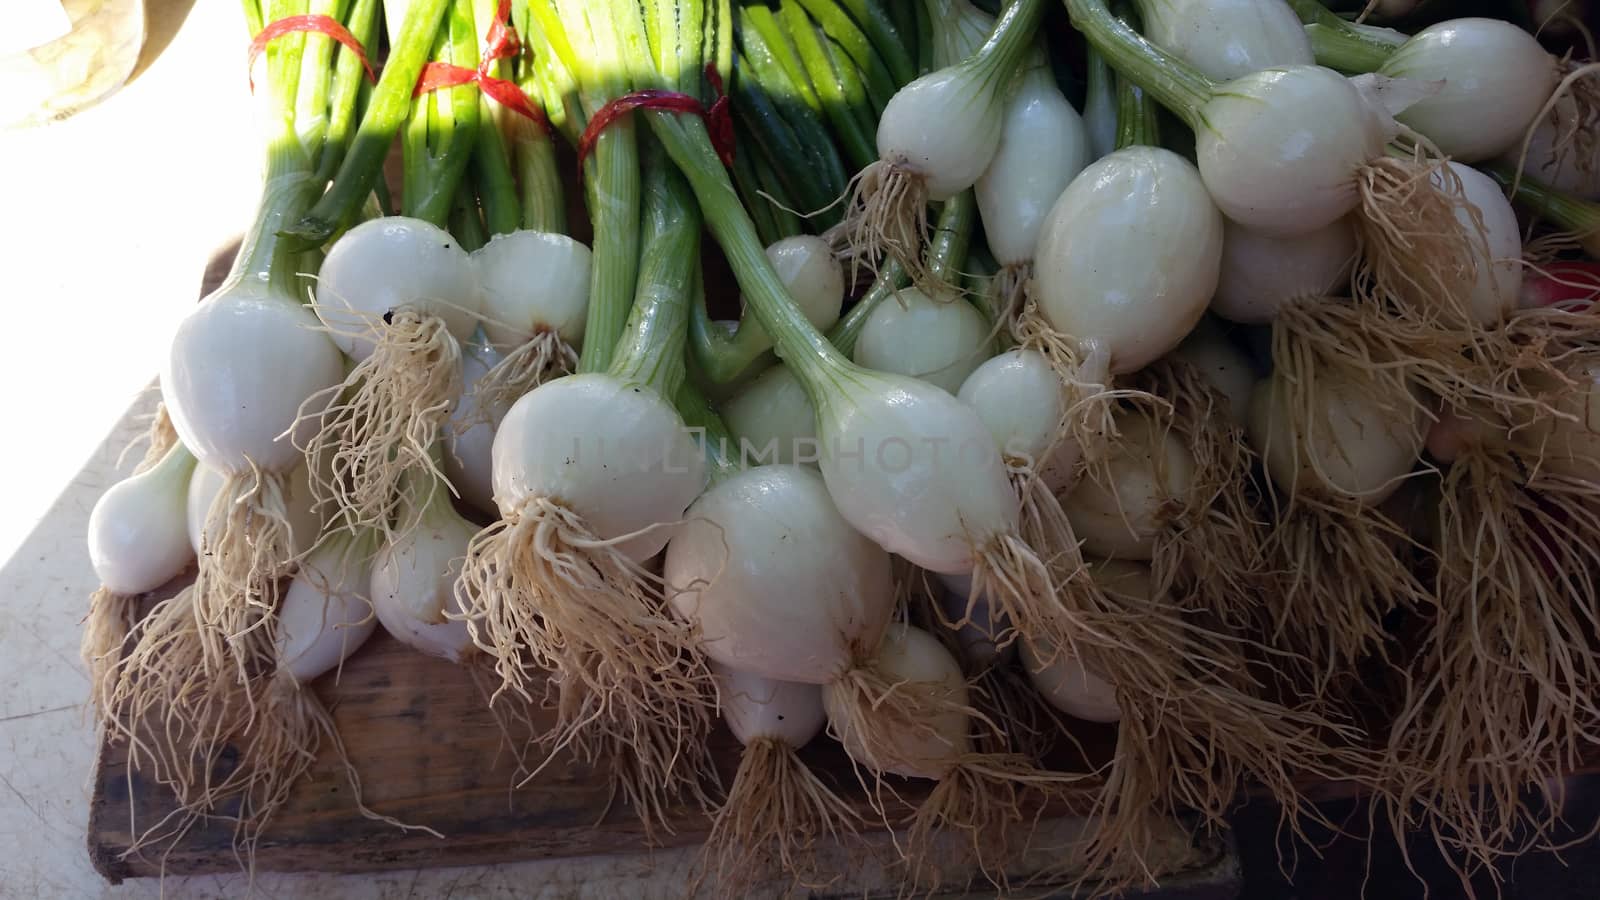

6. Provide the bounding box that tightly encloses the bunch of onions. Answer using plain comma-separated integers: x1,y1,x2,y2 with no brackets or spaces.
1067,0,1487,328
454,155,716,824
83,407,195,717
695,667,861,894
831,0,1045,287
625,0,1086,705
102,0,386,846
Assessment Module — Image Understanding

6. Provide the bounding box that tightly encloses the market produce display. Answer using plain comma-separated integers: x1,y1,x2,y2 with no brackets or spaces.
82,0,1600,893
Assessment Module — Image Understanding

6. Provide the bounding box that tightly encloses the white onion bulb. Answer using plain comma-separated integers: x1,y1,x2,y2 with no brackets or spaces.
854,287,993,395
1511,103,1600,200
1380,18,1559,163
821,623,971,780
935,571,1012,669
1195,66,1389,236
163,283,343,474
445,340,506,517
1034,146,1223,373
472,230,590,351
665,466,893,684
89,444,197,596
1170,320,1256,429
1063,414,1196,560
715,666,827,749
278,537,377,683
1211,217,1356,324
877,65,1007,201
957,349,1080,488
315,217,484,361
492,374,707,563
1248,369,1426,502
1138,0,1312,81
187,459,321,558
370,498,477,662
1020,560,1140,723
722,364,818,467
976,65,1090,266
817,371,1018,574
1438,161,1522,325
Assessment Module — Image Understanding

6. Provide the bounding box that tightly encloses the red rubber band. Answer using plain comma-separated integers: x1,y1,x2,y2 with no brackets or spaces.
1522,260,1600,310
482,0,519,67
412,1,548,132
248,15,376,93
413,62,549,130
577,64,735,168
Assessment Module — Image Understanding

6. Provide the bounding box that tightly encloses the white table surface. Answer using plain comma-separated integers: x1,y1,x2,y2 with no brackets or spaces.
0,3,710,895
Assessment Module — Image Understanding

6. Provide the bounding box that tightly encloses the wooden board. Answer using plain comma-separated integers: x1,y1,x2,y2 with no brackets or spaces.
87,613,1231,893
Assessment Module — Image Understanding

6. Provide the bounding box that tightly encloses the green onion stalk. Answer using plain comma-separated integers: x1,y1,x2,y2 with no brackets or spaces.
1284,0,1407,73
403,0,483,227
507,0,566,234
614,7,1122,882
452,145,719,837
284,0,455,243
523,0,643,375
726,37,846,230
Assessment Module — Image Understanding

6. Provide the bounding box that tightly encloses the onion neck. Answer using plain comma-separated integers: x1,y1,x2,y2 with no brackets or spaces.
1063,0,1214,130
689,299,771,385
924,0,994,68
1083,44,1118,159
926,190,976,288
1286,0,1402,72
1115,57,1161,149
607,146,701,399
965,0,1045,90
402,0,482,228
827,258,908,358
1303,23,1398,73
234,20,320,299
674,382,741,481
